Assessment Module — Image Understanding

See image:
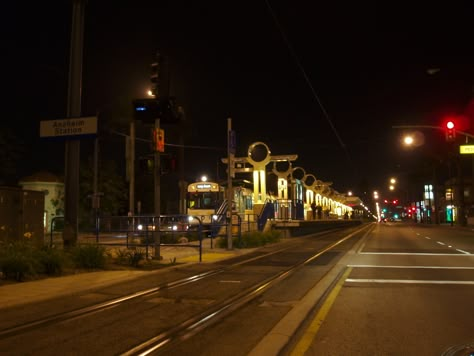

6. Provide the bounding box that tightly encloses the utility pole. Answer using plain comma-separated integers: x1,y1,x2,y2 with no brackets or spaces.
64,0,86,247
128,121,135,216
154,119,161,259
226,118,235,250
178,107,186,214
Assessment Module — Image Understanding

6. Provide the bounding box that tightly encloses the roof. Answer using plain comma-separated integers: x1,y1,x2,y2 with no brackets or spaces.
19,171,63,184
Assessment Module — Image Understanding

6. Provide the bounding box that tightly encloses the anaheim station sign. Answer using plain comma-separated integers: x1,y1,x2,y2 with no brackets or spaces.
40,116,97,139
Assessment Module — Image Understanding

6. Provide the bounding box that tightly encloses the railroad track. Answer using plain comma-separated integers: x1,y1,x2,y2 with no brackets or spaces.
0,224,373,355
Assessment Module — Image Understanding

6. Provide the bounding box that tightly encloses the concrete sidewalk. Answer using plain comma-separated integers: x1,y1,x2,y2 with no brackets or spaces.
0,238,249,309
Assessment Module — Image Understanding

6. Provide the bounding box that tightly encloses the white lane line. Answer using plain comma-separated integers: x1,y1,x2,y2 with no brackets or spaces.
359,252,472,256
348,265,474,270
425,236,431,239
346,279,474,285
437,241,446,245
416,233,421,236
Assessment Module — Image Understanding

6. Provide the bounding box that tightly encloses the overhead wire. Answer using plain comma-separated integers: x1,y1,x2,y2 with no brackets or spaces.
264,0,353,167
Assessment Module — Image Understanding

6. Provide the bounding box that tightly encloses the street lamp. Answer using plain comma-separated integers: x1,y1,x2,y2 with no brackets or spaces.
404,135,414,146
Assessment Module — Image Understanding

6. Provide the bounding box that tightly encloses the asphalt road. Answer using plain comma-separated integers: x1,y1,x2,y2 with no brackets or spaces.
283,222,474,356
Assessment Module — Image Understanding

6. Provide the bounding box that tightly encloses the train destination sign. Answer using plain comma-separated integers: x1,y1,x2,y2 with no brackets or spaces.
40,116,97,139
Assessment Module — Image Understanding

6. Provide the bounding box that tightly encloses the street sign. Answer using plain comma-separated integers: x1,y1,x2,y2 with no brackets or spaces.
40,116,97,139
460,145,474,154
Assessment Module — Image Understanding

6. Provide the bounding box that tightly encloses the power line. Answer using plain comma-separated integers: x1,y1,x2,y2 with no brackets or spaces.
264,1,352,165
108,129,225,151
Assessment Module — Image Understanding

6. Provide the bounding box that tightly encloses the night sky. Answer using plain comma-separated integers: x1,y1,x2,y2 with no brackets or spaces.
4,1,474,201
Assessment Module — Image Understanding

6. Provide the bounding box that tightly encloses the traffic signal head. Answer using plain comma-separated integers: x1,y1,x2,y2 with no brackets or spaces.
445,120,456,142
133,98,161,124
150,59,159,97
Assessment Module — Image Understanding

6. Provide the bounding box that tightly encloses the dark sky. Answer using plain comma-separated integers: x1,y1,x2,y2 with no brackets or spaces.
5,1,474,198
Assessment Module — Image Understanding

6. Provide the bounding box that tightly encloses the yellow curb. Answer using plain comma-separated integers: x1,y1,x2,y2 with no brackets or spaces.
178,252,236,263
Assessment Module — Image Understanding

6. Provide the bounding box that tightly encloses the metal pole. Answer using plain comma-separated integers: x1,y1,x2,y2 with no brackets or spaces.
154,119,161,259
93,136,99,242
178,107,186,214
129,120,135,215
226,118,233,250
64,0,85,247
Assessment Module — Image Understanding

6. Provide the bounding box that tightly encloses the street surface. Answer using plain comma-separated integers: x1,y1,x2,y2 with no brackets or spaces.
283,222,474,356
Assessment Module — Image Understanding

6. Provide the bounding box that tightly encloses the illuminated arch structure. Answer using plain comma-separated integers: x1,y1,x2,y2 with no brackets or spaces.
222,141,357,220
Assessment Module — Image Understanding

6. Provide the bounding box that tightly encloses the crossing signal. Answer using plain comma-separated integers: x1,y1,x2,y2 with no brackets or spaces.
445,120,456,142
153,128,164,152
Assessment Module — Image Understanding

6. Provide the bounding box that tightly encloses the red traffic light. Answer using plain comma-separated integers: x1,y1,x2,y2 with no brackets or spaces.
445,119,456,142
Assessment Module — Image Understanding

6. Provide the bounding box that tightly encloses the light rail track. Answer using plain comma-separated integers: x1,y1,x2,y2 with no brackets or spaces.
0,224,372,355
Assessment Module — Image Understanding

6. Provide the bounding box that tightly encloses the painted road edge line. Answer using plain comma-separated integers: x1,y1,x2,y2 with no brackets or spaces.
290,267,353,356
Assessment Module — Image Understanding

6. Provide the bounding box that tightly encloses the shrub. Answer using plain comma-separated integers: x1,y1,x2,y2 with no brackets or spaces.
36,246,64,275
0,242,37,281
128,248,145,267
114,248,146,267
216,229,282,248
70,244,106,269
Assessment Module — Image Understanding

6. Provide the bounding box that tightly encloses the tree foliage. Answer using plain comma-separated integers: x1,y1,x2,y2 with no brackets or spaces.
79,157,128,221
0,129,25,185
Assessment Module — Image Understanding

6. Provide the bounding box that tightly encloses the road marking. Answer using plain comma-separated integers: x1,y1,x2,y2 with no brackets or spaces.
437,241,446,245
219,280,241,283
425,236,431,239
348,265,474,270
290,267,352,356
346,279,474,285
359,252,472,256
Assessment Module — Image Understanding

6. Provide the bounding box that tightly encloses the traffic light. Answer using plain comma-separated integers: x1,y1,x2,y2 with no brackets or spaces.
161,155,177,174
139,157,153,174
132,98,161,124
445,120,456,142
153,128,164,152
150,52,160,97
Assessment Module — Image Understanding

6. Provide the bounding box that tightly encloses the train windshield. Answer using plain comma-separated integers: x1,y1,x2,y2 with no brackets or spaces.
187,192,221,210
